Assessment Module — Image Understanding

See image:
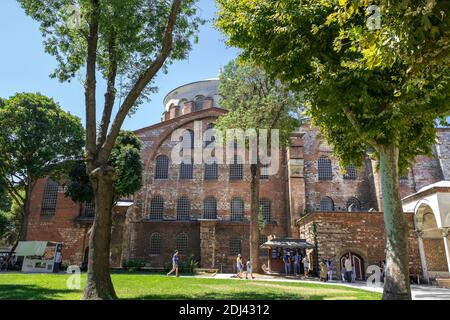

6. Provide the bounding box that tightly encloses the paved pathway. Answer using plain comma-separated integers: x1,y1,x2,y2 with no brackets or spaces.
209,273,450,300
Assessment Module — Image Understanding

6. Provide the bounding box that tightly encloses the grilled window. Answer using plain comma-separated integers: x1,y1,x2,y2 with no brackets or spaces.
176,233,188,254
149,196,164,220
259,199,272,223
41,180,58,216
176,197,190,221
181,129,195,150
204,158,218,180
149,232,162,255
260,164,270,180
203,197,217,219
230,197,244,221
180,158,193,180
343,163,357,180
229,238,241,256
259,235,268,256
346,197,361,212
320,197,334,211
318,156,332,180
229,155,243,180
155,155,169,179
82,202,95,218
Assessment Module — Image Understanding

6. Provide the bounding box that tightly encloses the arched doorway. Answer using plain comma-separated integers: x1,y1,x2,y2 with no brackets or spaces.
340,252,365,281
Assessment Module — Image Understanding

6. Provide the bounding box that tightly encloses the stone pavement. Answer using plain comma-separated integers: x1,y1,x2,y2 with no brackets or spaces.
209,273,450,300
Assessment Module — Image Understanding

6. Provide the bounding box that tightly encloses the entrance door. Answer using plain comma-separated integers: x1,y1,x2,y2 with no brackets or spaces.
340,252,365,280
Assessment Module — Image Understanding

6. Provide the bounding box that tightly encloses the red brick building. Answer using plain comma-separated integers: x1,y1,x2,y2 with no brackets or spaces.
26,79,450,279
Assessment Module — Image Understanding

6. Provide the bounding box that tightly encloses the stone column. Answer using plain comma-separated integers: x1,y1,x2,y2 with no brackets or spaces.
441,228,450,276
416,230,429,283
200,220,217,268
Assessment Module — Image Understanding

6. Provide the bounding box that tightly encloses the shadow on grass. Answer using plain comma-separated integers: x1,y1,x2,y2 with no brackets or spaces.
0,284,77,300
125,292,312,300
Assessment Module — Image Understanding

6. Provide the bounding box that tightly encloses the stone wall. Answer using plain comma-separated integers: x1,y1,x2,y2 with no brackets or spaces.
297,211,421,277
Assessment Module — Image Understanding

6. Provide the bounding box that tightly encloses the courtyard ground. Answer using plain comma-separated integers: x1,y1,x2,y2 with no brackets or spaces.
0,273,380,300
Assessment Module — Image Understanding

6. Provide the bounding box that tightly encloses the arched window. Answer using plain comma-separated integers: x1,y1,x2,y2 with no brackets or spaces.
203,197,217,219
318,156,332,180
260,164,270,180
180,157,193,180
259,199,272,223
229,155,243,180
176,197,190,221
204,158,218,180
155,155,169,179
230,197,244,221
229,238,241,256
41,180,58,216
346,197,361,212
194,95,205,111
181,129,195,150
259,235,268,256
176,233,188,254
320,197,334,211
343,163,357,180
149,232,162,255
149,196,164,220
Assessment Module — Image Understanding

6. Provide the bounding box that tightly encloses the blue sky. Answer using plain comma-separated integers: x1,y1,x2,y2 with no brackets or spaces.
0,0,238,131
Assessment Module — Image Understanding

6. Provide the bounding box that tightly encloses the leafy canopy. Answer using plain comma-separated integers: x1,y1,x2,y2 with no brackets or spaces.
65,131,142,203
216,0,450,171
216,59,300,149
18,0,203,109
0,93,84,190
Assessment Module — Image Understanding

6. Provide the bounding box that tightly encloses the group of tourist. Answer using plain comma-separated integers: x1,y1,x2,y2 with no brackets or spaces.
282,251,311,277
319,258,335,282
0,254,16,271
235,254,255,279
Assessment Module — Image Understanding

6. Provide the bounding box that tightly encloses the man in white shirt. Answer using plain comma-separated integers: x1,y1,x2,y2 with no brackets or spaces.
344,255,352,283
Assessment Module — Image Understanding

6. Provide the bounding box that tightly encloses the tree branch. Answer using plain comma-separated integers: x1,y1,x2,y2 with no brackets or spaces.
97,31,118,151
85,0,100,170
98,0,182,164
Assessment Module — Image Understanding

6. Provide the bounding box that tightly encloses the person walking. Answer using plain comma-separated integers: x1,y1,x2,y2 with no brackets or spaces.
236,254,243,279
344,255,352,283
167,250,180,277
302,255,309,278
327,259,334,281
283,251,291,276
319,260,328,282
245,258,255,279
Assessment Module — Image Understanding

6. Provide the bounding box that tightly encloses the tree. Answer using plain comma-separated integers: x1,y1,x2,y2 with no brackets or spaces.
65,131,142,203
215,60,299,272
18,0,203,299
0,93,84,252
216,0,450,299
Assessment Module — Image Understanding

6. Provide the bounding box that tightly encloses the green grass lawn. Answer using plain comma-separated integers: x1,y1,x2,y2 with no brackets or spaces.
0,273,381,300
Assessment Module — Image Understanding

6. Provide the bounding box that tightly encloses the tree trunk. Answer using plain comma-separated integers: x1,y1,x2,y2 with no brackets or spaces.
250,163,261,273
83,165,118,300
379,144,411,300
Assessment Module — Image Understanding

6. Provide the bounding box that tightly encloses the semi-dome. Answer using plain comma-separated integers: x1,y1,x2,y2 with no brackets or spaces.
161,79,221,122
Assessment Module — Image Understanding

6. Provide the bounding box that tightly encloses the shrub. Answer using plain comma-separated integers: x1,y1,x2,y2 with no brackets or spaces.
122,259,145,271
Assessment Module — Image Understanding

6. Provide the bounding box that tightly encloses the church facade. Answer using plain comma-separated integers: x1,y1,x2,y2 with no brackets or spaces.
25,79,450,279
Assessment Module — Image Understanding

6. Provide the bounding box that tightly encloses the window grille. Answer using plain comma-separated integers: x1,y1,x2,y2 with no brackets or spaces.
320,197,334,211
229,238,241,256
318,156,332,180
149,233,162,255
343,163,357,180
230,197,244,221
41,180,58,216
176,233,188,254
176,197,190,221
155,155,169,179
259,199,272,223
149,196,164,220
203,197,217,219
